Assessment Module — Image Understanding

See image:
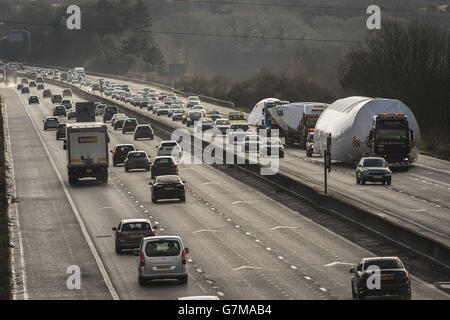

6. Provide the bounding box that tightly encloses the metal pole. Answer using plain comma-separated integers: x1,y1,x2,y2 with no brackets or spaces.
324,152,327,194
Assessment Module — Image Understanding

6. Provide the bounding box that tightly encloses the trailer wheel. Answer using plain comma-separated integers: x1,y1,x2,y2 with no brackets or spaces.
69,177,77,186
361,178,366,185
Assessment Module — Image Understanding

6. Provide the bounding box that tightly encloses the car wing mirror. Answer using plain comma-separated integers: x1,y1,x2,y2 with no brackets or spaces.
149,182,153,185
185,248,189,254
153,225,158,229
349,268,356,273
112,227,117,231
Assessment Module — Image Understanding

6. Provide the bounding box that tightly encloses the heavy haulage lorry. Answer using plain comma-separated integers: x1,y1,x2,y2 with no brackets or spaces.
268,102,329,148
367,113,414,170
313,97,421,169
65,122,109,185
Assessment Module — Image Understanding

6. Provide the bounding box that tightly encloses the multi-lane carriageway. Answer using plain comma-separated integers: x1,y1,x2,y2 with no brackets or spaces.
1,80,449,300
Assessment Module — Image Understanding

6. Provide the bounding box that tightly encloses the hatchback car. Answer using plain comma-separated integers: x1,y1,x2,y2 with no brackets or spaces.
56,123,67,140
122,118,138,134
51,94,62,104
350,257,411,300
172,109,186,121
21,87,30,94
17,83,23,90
62,88,72,97
134,124,154,140
150,175,186,203
214,118,231,135
137,236,189,285
111,113,126,127
95,104,106,116
53,105,67,117
61,99,72,109
125,151,151,172
28,96,40,104
113,218,157,254
67,108,76,120
43,117,59,130
186,111,203,127
151,156,178,179
42,89,52,98
29,81,36,87
103,106,119,122
187,96,200,108
156,141,182,159
111,144,136,166
356,157,392,185
37,83,45,90
196,117,215,132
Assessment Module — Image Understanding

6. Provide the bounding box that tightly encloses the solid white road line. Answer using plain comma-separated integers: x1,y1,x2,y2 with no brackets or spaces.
17,91,119,300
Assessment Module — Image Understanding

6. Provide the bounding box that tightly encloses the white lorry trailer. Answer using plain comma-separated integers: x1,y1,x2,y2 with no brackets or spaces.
313,97,421,168
65,122,109,185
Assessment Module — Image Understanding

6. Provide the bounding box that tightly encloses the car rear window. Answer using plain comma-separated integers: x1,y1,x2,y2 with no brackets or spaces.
156,176,181,184
129,152,146,158
145,240,180,257
154,157,173,165
363,259,403,270
118,146,134,152
122,223,151,232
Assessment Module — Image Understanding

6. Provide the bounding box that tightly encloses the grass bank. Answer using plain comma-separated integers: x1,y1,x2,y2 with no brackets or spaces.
0,95,11,299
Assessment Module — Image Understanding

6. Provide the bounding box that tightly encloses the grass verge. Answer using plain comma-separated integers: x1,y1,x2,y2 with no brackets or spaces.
0,95,11,299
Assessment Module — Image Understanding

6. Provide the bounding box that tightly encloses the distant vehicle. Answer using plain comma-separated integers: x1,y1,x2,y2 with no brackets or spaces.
156,141,182,159
350,257,411,300
28,96,40,104
29,80,36,87
37,83,45,90
356,157,392,185
113,218,157,254
186,111,203,127
214,118,231,135
168,104,183,117
62,88,72,97
306,132,315,157
42,89,52,98
111,144,136,166
152,103,165,114
17,83,23,90
157,104,171,116
111,113,126,127
150,175,185,203
137,235,189,285
65,122,109,185
61,99,72,109
103,106,119,122
122,118,138,134
196,117,215,132
187,96,200,108
191,105,206,116
95,104,106,116
228,111,245,123
206,110,222,121
21,77,28,84
146,100,157,111
243,135,261,152
53,105,67,117
36,76,44,84
56,123,67,140
260,137,285,158
124,151,151,172
43,116,59,130
171,109,186,121
151,156,178,179
21,87,30,94
67,108,77,120
113,118,127,130
51,94,62,104
134,124,154,140
228,123,250,143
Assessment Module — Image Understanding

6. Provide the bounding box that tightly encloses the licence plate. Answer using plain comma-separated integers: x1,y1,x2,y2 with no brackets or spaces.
130,234,144,238
165,187,175,191
381,275,394,280
86,169,92,173
157,265,171,270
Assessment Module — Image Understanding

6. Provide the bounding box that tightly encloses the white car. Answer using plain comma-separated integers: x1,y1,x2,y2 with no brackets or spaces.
214,118,231,135
156,140,182,159
191,105,206,116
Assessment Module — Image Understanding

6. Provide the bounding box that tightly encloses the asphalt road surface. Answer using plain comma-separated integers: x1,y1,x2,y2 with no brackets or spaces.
2,83,449,300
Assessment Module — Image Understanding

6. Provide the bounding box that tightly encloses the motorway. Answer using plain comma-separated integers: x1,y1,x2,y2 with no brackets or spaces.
82,75,450,249
1,82,449,299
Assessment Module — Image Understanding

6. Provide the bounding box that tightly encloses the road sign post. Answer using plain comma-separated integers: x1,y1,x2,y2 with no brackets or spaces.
324,133,331,194
168,63,186,90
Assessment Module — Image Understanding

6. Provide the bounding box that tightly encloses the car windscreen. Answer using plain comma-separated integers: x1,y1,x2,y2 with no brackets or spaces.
216,120,229,125
232,125,249,131
162,142,177,147
122,222,151,232
145,240,180,257
363,259,403,270
363,159,387,167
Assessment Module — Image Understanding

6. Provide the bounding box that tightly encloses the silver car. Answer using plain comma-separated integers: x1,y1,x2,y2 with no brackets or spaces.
137,236,189,285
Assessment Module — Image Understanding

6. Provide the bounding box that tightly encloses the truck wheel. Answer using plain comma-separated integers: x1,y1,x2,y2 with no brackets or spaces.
387,179,391,185
115,246,122,254
103,175,108,184
361,178,366,185
356,177,360,184
125,167,129,172
69,177,77,186
179,274,188,284
152,197,157,203
138,276,146,286
382,180,386,185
